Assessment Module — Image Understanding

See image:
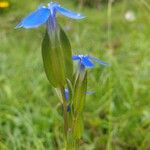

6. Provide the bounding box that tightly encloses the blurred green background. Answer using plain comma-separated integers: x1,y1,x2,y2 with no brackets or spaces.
0,0,150,149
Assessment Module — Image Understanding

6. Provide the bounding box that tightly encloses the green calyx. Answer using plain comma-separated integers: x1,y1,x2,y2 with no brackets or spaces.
42,25,73,87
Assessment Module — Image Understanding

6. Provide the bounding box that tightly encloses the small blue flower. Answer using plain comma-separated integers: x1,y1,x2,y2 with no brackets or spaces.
72,55,107,69
16,2,85,29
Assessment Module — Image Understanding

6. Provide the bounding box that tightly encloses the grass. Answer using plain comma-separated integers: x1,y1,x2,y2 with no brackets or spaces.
0,0,150,149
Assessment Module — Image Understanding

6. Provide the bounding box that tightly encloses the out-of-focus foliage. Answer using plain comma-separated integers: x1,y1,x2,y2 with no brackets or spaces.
74,0,105,8
74,0,121,8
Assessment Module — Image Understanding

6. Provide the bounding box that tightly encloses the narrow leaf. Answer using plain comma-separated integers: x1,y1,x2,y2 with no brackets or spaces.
73,71,87,115
42,30,65,87
73,115,84,140
59,25,73,82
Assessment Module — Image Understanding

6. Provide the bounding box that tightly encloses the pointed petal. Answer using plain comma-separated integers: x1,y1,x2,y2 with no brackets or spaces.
81,57,94,68
55,5,85,19
72,55,81,60
89,56,108,66
16,7,50,29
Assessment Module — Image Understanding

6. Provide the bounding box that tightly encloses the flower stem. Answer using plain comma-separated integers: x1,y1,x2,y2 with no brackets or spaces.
60,86,81,150
60,86,68,138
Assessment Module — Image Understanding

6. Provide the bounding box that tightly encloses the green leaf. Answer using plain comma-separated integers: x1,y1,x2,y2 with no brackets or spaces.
73,115,84,140
42,30,65,87
41,25,73,87
66,78,73,103
73,71,87,115
59,26,73,82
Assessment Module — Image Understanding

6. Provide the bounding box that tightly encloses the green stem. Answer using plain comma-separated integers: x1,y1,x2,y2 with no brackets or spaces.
60,86,68,139
66,138,80,150
60,86,81,150
75,140,79,150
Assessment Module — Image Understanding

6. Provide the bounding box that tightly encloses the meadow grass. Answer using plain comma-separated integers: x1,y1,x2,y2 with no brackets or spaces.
0,0,150,149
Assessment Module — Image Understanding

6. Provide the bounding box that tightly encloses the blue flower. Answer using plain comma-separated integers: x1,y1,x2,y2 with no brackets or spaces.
72,55,107,69
16,2,85,29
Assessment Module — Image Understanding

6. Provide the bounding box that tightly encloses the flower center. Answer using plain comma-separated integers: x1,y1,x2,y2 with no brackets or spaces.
47,2,58,31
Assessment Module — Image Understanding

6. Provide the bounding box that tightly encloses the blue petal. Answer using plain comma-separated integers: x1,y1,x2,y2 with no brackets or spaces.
81,57,94,68
16,7,50,29
55,5,85,19
72,55,81,60
64,89,69,101
89,56,108,66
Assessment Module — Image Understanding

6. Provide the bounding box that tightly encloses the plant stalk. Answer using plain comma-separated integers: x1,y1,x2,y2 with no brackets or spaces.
60,86,68,139
60,86,80,150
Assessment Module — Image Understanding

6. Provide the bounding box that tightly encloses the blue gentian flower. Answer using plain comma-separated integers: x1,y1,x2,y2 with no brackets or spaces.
16,2,85,29
72,55,107,70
